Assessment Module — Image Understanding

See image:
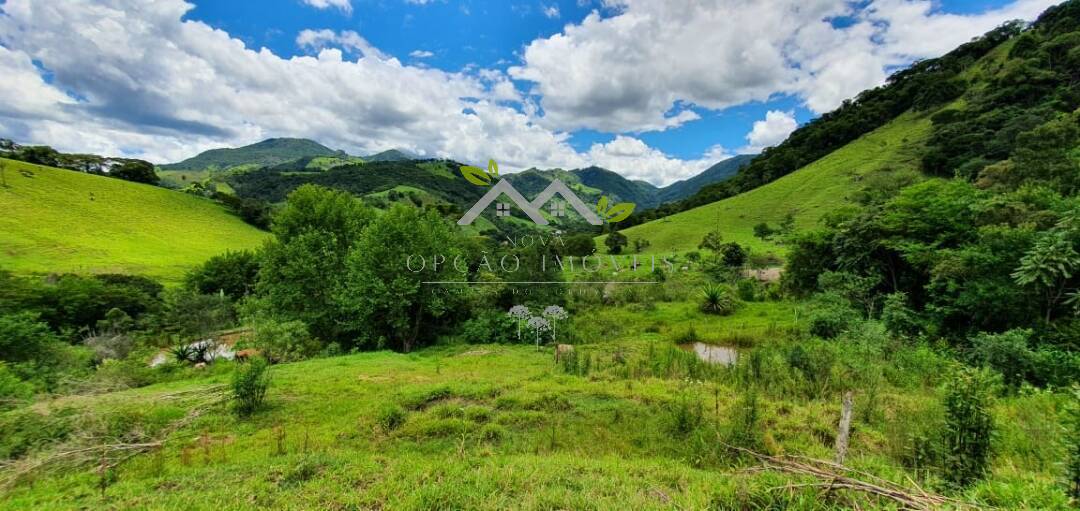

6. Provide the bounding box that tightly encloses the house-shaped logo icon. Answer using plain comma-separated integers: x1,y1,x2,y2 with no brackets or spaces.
458,179,603,226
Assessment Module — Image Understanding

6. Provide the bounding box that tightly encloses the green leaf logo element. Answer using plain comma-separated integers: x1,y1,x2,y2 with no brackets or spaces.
460,165,492,186
597,196,609,215
604,202,636,223
487,159,499,177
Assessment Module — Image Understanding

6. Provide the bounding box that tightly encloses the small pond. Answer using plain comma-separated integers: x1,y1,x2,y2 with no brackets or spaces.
679,342,739,365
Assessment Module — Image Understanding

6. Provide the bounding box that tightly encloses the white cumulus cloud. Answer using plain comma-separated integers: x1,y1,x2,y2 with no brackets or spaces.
301,0,352,14
743,110,798,153
510,0,1059,132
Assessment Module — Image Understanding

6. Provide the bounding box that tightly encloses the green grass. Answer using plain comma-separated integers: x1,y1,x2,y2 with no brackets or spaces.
0,158,269,282
0,329,1068,509
600,111,933,257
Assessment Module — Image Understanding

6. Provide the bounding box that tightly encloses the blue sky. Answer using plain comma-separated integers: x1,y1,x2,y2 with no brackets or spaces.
0,0,1060,185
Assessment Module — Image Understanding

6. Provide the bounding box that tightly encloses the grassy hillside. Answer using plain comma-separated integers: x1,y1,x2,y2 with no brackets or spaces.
0,158,269,281
601,111,932,256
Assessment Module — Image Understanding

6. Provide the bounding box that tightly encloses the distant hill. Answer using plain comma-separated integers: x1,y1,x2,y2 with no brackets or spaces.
506,157,751,210
0,158,268,281
655,154,755,204
161,138,344,171
365,149,415,162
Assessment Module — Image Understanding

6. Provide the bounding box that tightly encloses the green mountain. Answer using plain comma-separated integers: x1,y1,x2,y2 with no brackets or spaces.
506,157,753,210
365,149,415,162
654,154,755,204
160,138,345,171
0,158,269,281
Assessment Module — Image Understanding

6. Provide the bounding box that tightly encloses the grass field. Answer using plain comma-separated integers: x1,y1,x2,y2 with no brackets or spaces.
0,158,269,282
600,111,933,257
0,298,1068,509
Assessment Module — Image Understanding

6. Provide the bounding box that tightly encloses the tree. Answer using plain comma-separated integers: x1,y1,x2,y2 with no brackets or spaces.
753,222,776,240
699,230,723,252
719,242,747,268
1012,230,1080,322
110,159,160,185
561,233,595,257
632,238,651,253
605,230,628,254
339,205,465,352
185,250,260,301
257,185,374,343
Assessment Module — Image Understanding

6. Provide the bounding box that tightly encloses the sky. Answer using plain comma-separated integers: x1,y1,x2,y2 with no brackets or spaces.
0,0,1062,186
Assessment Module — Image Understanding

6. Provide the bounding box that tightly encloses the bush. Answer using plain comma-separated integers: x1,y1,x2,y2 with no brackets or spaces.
942,366,997,487
0,362,33,410
736,279,758,301
376,404,407,431
458,310,517,344
232,357,271,416
968,329,1033,388
700,285,740,316
881,292,923,337
247,311,321,362
1066,387,1080,500
184,250,261,301
665,394,704,437
807,297,859,339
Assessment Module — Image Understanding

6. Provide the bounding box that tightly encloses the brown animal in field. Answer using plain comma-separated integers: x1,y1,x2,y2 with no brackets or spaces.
554,344,574,363
194,362,207,369
234,349,261,362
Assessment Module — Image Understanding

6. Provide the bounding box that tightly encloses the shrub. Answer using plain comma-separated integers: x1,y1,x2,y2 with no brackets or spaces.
665,394,704,437
246,315,317,363
232,357,271,416
1066,387,1080,500
83,333,134,362
184,250,260,301
728,388,763,450
942,366,997,487
458,310,517,344
807,297,859,339
968,329,1033,388
881,292,923,337
700,285,740,316
736,279,757,301
376,404,407,431
0,362,33,410
479,423,508,442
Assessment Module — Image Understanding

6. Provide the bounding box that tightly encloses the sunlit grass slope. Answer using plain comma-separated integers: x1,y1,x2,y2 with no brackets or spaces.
601,111,933,257
0,158,269,281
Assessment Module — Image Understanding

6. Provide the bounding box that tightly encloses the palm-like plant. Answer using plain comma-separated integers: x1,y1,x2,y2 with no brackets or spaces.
170,344,195,364
700,284,739,316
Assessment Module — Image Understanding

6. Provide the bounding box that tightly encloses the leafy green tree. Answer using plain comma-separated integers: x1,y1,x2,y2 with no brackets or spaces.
605,230,628,254
339,205,465,352
185,250,260,301
942,366,997,487
160,289,235,339
752,222,776,240
698,230,723,252
110,159,160,184
0,313,61,363
560,233,596,257
257,185,374,343
718,242,747,268
1012,230,1080,322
